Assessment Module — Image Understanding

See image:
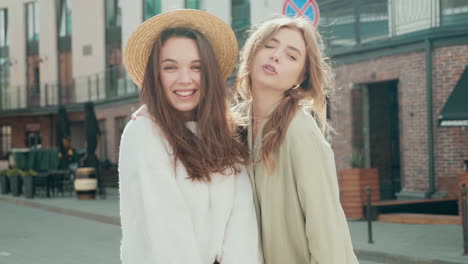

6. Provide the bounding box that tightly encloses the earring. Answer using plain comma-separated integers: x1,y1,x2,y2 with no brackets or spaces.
291,84,300,90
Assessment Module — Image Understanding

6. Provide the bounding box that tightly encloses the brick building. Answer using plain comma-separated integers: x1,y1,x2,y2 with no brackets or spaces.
318,0,468,200
0,0,251,168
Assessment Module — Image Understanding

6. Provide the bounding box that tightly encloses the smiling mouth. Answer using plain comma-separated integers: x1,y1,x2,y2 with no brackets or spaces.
174,90,197,97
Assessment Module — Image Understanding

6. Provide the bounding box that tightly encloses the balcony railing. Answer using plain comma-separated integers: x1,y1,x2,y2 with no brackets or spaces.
318,0,468,51
0,65,139,111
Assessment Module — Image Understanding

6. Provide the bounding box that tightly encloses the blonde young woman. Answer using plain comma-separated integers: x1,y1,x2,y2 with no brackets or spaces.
234,16,359,264
119,10,258,264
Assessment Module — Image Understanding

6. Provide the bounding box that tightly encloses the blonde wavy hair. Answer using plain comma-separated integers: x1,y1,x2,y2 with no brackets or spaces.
235,16,334,173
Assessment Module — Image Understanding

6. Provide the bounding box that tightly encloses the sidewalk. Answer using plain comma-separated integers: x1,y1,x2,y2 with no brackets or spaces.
1,188,467,264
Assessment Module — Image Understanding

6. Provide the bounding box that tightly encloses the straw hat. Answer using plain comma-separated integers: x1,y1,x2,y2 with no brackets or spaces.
124,9,238,88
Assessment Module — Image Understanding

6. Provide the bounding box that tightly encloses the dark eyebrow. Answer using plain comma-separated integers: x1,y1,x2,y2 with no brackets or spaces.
161,58,176,63
161,59,201,63
270,37,302,56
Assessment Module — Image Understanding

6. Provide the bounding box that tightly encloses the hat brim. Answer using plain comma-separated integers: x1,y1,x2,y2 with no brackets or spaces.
124,9,238,88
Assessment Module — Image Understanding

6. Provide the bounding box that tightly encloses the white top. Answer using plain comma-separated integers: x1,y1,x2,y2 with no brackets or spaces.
118,106,259,264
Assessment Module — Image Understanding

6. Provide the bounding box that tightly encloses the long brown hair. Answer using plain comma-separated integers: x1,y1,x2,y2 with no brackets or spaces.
235,16,334,173
141,28,248,181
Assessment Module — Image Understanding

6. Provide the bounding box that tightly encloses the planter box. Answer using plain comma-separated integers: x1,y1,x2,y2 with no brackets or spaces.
457,172,468,218
339,168,380,219
9,175,23,196
1,175,10,194
23,176,35,199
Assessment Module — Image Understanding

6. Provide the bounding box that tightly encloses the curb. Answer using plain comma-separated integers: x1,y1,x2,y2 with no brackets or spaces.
2,196,467,264
355,248,467,264
0,196,120,226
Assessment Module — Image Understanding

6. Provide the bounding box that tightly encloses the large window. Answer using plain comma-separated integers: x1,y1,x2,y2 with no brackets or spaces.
0,125,11,157
441,0,468,26
59,0,72,37
26,2,39,42
232,0,250,48
143,0,161,20
185,0,200,9
319,0,389,49
359,0,389,43
0,9,9,109
106,0,122,28
319,3,357,48
0,9,7,48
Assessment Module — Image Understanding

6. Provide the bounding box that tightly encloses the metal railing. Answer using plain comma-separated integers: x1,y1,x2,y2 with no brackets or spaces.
0,65,139,111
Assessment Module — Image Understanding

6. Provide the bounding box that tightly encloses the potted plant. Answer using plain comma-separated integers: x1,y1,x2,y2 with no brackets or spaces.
7,168,25,196
338,148,380,219
23,169,39,198
0,169,9,194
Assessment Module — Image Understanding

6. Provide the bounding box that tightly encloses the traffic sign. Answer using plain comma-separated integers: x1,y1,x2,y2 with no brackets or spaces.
282,0,320,26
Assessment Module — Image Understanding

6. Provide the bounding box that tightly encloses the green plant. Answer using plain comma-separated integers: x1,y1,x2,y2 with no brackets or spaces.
6,168,25,177
23,169,39,177
349,148,363,168
0,169,8,176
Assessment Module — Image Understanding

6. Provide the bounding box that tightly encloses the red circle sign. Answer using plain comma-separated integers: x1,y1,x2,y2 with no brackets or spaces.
282,0,320,26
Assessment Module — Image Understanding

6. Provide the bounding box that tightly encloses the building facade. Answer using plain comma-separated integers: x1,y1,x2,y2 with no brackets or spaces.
0,0,466,200
0,0,252,165
317,0,468,200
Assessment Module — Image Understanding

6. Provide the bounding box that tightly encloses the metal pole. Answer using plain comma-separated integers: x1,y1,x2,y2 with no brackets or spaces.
88,76,92,101
365,186,374,244
17,86,20,109
45,84,49,106
462,184,468,255
96,75,100,100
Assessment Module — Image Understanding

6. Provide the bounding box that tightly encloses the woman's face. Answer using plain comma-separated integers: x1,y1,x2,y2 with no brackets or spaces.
251,27,307,94
159,37,201,119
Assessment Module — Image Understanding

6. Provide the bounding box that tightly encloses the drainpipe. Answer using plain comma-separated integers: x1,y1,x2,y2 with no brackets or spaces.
55,0,62,106
425,37,436,198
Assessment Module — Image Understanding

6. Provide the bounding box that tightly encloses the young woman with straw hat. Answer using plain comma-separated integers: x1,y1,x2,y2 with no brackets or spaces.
234,16,359,263
119,9,259,264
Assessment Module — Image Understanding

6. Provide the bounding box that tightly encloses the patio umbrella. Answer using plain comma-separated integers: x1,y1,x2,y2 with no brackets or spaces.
57,105,72,170
83,102,101,168
83,102,105,199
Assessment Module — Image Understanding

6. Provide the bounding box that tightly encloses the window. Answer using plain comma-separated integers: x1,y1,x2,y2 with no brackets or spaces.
441,0,468,26
59,0,72,37
359,0,388,43
0,57,9,107
0,125,11,157
0,9,9,109
0,9,7,47
143,0,161,20
231,0,250,47
25,131,41,148
26,2,39,42
116,116,128,137
185,0,200,9
25,131,41,149
106,0,122,28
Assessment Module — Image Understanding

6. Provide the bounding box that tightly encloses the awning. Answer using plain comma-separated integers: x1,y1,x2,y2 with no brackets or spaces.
438,66,468,127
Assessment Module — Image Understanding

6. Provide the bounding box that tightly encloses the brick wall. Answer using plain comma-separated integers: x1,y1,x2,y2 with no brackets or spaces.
332,44,468,196
0,115,54,151
432,45,468,197
95,101,141,164
332,51,429,193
